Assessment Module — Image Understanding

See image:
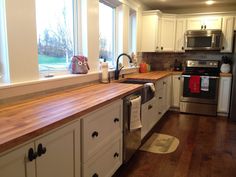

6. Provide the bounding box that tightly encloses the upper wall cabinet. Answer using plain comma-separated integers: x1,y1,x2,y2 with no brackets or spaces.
175,18,186,52
140,11,161,52
221,16,235,53
186,16,222,30
159,16,176,52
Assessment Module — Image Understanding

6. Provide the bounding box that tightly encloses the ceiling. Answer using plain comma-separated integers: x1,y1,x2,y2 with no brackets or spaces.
137,0,236,11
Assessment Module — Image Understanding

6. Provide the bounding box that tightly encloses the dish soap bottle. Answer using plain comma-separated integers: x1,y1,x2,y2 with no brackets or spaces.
101,59,109,83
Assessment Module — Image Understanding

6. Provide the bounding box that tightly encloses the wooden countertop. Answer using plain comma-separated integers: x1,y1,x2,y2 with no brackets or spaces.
125,71,175,82
0,83,142,153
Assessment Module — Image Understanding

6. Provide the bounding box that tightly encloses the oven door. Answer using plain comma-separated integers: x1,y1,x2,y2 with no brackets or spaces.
180,75,219,104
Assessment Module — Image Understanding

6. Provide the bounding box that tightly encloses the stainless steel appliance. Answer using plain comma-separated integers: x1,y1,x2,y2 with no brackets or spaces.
185,30,222,50
180,60,220,116
122,80,155,163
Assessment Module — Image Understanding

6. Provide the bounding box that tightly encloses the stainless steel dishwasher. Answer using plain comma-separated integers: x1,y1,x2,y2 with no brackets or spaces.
122,81,155,163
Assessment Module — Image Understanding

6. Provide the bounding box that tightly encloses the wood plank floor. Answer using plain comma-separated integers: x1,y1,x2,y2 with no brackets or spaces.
114,111,236,177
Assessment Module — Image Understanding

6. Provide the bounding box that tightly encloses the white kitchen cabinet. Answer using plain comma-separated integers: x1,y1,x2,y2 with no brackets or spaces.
217,76,232,114
221,16,235,53
159,16,176,52
81,99,123,177
140,11,161,52
0,120,81,177
0,143,35,177
175,18,186,52
171,75,181,108
141,97,157,139
187,16,222,30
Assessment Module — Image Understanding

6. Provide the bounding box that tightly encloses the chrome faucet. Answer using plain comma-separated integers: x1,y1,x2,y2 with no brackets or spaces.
114,53,132,80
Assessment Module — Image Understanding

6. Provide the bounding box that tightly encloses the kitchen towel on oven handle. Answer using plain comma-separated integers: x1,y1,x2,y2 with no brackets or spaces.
189,75,200,93
201,76,209,91
129,96,142,131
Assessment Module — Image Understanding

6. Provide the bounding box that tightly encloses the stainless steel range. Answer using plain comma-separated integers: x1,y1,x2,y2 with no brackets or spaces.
180,60,220,116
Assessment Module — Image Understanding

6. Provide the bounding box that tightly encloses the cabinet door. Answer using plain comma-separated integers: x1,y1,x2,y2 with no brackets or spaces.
204,17,222,29
217,77,232,114
221,16,234,53
141,14,158,52
187,18,203,30
175,18,186,52
35,121,80,177
0,143,36,177
159,17,176,51
172,75,181,108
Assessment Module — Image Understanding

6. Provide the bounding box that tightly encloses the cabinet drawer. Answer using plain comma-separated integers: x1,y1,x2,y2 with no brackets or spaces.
82,136,122,177
82,100,123,162
156,88,164,117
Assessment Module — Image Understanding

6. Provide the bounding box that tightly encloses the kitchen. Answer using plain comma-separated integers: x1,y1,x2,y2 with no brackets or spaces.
0,0,236,177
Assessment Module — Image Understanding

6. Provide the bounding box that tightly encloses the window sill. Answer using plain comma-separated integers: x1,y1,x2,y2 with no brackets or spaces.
0,66,139,100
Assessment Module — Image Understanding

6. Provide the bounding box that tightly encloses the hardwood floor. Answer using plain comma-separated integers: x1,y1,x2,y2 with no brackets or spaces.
114,111,236,177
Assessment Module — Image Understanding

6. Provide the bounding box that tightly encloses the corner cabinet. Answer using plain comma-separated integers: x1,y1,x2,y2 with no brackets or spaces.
217,76,232,115
0,120,81,177
221,16,235,53
175,18,186,52
81,99,123,177
140,11,161,52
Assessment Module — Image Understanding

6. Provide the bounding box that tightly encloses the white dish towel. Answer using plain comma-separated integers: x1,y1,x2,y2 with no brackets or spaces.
129,96,142,131
201,76,209,91
144,83,155,92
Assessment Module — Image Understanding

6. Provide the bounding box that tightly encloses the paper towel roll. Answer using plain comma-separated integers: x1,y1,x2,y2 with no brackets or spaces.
101,62,108,83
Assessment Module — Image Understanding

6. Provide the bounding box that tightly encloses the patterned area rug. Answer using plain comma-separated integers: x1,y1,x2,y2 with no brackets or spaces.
140,133,179,154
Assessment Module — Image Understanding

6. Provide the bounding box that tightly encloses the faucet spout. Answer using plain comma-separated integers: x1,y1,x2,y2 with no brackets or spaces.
114,53,132,80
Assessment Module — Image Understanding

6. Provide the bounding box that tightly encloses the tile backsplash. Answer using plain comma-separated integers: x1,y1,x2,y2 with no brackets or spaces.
142,51,233,71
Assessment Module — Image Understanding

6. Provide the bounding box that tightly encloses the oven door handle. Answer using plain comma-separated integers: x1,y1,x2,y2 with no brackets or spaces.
181,75,219,79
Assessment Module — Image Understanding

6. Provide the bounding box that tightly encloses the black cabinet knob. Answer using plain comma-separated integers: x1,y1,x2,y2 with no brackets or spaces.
28,148,37,161
204,25,206,29
178,77,180,80
159,112,162,115
181,46,184,50
114,152,119,158
92,131,99,138
114,118,119,123
37,143,47,157
148,105,153,110
201,25,203,29
222,46,225,50
92,173,99,177
161,47,163,50
159,97,162,99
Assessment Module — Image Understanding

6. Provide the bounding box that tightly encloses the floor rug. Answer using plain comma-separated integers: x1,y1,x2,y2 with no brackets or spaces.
140,133,179,154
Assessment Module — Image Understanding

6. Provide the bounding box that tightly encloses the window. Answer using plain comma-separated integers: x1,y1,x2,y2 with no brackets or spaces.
35,0,75,73
129,9,137,54
99,2,115,68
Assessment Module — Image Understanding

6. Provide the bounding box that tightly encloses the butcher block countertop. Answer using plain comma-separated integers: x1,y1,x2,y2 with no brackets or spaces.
0,83,142,154
125,71,177,82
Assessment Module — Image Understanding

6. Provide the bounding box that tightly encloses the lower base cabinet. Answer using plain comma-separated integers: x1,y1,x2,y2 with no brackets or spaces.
82,136,122,177
0,120,81,177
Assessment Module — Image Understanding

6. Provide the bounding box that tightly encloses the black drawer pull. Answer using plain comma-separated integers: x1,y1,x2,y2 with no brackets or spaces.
161,46,163,50
37,143,47,157
92,173,99,177
28,148,37,161
204,25,206,29
159,112,162,115
148,105,153,110
159,97,162,99
114,152,119,158
178,77,180,80
201,25,203,29
181,46,184,50
222,46,224,50
92,131,99,138
114,118,119,123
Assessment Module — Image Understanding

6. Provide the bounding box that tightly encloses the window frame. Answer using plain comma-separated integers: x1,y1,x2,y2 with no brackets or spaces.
99,1,116,68
35,0,79,76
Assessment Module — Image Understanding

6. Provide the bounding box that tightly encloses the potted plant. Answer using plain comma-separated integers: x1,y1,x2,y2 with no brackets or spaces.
220,56,231,73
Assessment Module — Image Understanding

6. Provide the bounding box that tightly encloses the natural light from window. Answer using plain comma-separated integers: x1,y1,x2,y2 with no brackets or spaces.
99,2,115,68
36,0,74,73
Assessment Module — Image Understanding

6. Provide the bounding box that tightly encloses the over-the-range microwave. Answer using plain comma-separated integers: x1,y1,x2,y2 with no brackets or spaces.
185,29,222,50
